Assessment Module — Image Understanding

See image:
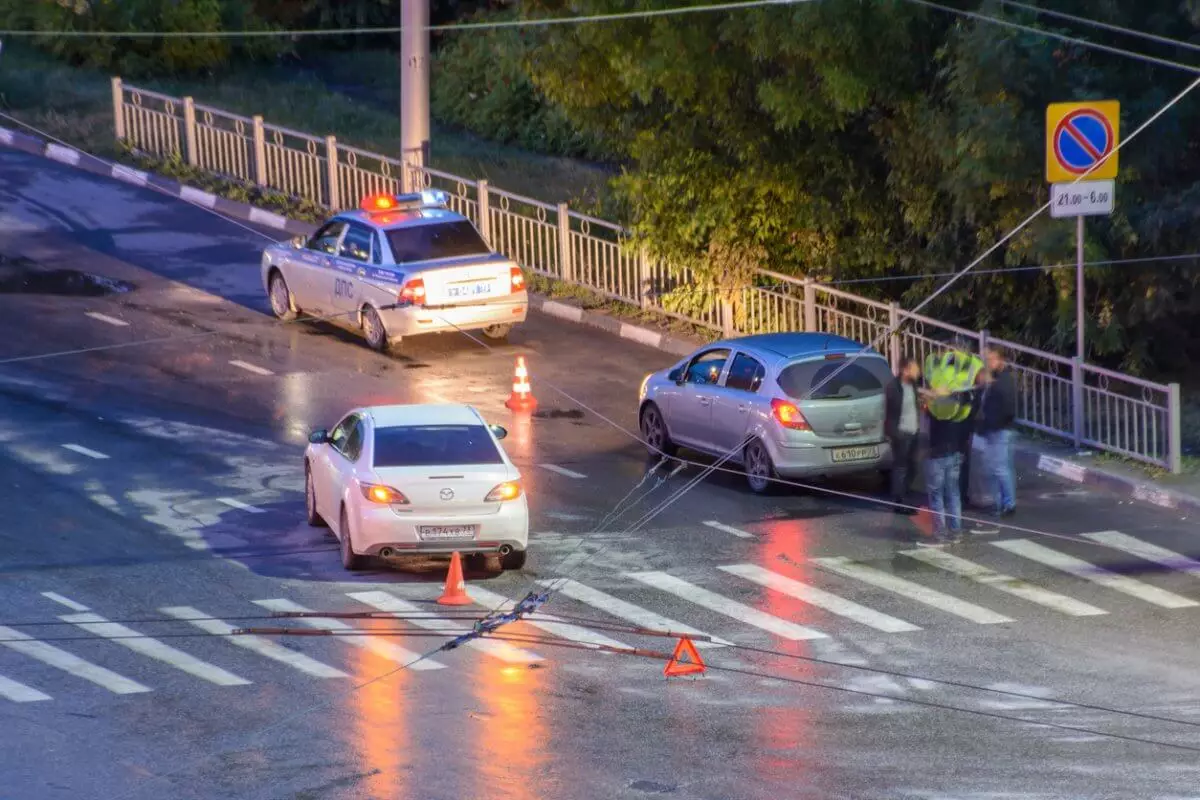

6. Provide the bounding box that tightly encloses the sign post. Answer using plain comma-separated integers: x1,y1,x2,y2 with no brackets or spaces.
1046,100,1119,448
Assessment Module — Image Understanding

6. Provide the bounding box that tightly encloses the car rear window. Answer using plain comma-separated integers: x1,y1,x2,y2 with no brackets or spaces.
777,356,892,401
386,221,491,264
373,425,503,467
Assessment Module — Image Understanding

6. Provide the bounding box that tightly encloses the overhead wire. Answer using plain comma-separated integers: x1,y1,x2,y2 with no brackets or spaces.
996,0,1200,55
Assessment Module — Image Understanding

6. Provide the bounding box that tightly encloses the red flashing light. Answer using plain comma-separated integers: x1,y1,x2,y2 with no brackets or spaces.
399,277,426,304
362,194,397,212
510,266,525,292
771,398,811,431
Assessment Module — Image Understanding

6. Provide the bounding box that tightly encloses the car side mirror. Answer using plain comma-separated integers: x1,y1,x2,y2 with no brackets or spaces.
308,429,329,444
489,424,508,440
669,368,684,385
290,235,306,249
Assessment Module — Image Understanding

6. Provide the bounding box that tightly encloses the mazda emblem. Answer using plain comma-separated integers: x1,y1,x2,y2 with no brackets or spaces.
439,488,454,501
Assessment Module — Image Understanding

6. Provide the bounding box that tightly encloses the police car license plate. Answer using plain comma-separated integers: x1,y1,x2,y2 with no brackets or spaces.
831,445,879,463
418,525,476,541
446,281,494,299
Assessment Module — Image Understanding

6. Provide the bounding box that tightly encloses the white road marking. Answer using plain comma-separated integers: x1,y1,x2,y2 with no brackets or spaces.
703,520,755,539
538,463,586,479
60,612,251,686
464,586,632,651
0,624,150,694
720,564,921,633
992,539,1199,609
813,557,1012,624
0,674,49,703
217,497,265,514
539,578,731,648
902,548,1108,617
84,312,129,327
252,599,444,671
1081,531,1200,578
627,571,828,641
347,591,542,664
229,360,274,376
41,592,90,611
60,444,108,460
160,607,349,679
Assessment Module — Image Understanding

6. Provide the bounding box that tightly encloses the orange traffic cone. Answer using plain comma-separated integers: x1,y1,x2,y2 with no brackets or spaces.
504,356,538,412
437,552,472,606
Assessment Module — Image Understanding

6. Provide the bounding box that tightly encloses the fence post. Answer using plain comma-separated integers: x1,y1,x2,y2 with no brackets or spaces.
888,302,901,370
1168,382,1183,474
979,328,990,359
252,116,267,187
638,246,653,309
477,180,491,245
182,97,197,167
557,203,573,282
324,136,339,210
1071,357,1084,450
721,297,737,337
111,77,125,142
803,279,817,332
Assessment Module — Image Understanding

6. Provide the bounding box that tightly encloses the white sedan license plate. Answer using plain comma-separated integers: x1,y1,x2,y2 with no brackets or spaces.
446,281,493,299
831,445,879,463
418,525,477,541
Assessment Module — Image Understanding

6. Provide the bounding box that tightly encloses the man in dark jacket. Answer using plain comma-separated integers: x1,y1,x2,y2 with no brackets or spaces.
884,357,922,513
979,346,1018,517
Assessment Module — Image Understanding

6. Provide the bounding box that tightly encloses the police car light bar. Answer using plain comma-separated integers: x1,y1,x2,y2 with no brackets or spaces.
360,190,450,213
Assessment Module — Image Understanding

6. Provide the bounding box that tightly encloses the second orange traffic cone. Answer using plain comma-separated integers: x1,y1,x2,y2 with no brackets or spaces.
504,356,538,412
437,552,472,606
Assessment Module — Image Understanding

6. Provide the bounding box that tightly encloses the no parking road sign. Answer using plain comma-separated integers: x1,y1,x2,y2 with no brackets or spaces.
1045,100,1119,184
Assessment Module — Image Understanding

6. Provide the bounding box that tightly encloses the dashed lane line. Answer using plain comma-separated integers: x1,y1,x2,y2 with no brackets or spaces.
229,360,274,376
217,497,265,514
703,520,755,539
538,463,587,479
60,444,109,460
84,312,129,327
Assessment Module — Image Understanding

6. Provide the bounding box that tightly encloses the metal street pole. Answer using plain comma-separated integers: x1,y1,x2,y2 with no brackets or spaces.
400,0,430,193
1076,213,1085,363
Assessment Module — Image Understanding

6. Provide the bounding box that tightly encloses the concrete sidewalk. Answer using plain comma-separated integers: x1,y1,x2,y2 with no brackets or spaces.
5,122,1197,516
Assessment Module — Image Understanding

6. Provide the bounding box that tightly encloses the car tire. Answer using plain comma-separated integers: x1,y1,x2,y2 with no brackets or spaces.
268,272,299,321
339,506,368,571
361,306,390,353
501,548,527,571
743,439,777,495
481,323,512,341
305,464,327,528
639,403,678,460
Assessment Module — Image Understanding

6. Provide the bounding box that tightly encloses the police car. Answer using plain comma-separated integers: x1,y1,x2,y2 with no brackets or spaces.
261,190,528,351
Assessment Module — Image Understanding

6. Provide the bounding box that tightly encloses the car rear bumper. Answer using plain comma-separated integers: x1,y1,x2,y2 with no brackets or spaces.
767,438,893,478
353,498,529,555
380,292,528,337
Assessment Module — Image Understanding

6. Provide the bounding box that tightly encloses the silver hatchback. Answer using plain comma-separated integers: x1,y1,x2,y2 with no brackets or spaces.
637,333,894,493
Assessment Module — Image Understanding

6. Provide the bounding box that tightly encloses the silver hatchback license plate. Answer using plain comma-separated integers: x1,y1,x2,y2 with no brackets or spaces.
418,525,477,541
446,281,493,299
831,445,879,463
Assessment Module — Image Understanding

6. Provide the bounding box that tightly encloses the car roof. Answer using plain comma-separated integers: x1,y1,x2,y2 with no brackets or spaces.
361,403,485,428
335,207,469,232
713,332,884,360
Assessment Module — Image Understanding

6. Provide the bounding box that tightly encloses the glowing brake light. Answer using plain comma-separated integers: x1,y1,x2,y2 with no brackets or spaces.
359,482,409,504
362,194,397,212
771,398,811,431
510,266,525,292
485,480,522,502
399,277,425,304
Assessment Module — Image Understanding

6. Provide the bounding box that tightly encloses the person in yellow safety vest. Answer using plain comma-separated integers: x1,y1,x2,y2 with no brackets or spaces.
924,341,986,507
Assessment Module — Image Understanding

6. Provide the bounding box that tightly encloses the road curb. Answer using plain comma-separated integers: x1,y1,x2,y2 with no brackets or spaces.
5,123,1196,512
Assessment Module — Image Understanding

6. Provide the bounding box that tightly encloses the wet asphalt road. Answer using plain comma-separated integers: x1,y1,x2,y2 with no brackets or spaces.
4,148,1200,800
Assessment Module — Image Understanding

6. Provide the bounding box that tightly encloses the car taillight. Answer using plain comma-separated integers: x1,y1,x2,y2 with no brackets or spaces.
359,482,409,504
399,278,425,304
485,480,522,502
771,398,811,431
510,266,525,292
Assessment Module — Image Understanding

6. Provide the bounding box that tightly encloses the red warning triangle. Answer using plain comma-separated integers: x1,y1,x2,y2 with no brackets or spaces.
663,637,706,678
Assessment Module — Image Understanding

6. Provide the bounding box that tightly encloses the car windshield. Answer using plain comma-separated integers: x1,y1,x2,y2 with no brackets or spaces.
777,356,892,401
372,424,502,467
385,221,491,264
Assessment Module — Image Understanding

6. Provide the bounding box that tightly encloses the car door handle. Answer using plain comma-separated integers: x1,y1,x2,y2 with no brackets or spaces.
843,423,863,431
737,404,748,413
698,397,711,406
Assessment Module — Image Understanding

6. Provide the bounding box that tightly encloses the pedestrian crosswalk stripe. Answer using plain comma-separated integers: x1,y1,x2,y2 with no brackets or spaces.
160,607,350,679
1081,531,1200,578
346,591,543,664
464,586,632,651
60,612,252,687
252,599,445,671
900,549,1108,617
626,571,828,641
41,592,90,612
538,579,731,648
0,673,50,703
720,564,922,633
813,557,1013,624
992,540,1200,609
0,624,151,694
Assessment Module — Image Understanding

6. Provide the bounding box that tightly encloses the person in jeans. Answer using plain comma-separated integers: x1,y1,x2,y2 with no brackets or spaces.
919,377,976,546
884,357,922,514
979,346,1018,517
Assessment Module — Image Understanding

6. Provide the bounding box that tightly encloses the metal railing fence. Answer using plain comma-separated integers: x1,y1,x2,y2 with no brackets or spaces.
110,77,1184,472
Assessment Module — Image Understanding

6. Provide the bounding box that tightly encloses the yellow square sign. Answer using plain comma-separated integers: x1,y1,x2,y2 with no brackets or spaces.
1046,100,1119,184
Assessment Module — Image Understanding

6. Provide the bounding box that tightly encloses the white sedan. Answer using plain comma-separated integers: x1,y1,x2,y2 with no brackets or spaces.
304,403,529,571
